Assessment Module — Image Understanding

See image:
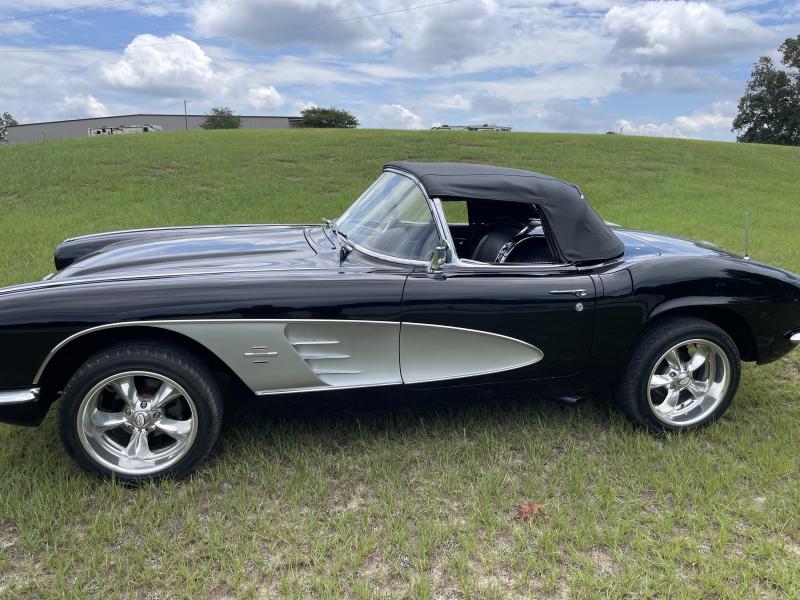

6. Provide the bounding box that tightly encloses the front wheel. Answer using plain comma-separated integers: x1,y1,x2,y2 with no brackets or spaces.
59,342,224,482
615,317,741,431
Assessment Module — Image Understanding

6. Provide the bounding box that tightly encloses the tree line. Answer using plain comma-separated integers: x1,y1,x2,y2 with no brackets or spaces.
198,106,358,130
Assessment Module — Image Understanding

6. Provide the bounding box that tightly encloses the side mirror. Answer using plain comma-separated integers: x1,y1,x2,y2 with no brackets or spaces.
428,239,451,274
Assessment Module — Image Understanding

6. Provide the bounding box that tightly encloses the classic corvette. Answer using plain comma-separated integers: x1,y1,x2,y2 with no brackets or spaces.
1,161,799,481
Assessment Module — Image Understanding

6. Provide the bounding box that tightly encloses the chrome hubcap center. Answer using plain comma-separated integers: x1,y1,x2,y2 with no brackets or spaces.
131,410,151,429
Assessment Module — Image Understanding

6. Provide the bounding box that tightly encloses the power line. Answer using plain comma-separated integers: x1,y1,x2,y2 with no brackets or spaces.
0,0,464,54
0,0,185,30
0,0,137,24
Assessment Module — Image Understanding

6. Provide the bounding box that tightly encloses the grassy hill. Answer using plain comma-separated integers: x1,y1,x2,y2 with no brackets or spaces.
0,130,798,598
1,129,799,286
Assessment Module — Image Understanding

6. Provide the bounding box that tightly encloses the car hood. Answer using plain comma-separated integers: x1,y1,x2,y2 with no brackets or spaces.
53,224,323,280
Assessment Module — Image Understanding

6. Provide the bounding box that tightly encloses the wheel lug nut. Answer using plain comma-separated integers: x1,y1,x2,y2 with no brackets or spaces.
125,409,132,415
153,411,160,419
140,401,148,408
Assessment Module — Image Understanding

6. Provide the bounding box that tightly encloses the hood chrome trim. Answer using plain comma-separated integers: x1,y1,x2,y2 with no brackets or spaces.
63,223,313,243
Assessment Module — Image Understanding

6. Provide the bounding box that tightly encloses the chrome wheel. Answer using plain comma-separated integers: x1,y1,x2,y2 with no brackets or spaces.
76,371,198,476
647,339,731,426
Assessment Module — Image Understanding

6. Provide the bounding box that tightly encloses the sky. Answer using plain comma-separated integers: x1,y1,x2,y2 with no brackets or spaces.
0,0,797,140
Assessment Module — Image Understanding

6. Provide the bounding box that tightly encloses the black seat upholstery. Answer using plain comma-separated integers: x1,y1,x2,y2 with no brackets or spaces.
467,224,521,263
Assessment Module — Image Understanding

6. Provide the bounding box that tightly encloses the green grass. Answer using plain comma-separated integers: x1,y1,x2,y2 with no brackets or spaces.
0,130,799,598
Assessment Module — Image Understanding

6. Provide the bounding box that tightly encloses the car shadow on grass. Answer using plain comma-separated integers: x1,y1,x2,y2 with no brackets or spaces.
210,384,621,463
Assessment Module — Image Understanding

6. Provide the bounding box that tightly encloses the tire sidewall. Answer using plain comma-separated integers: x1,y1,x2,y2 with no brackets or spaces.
60,346,222,481
624,319,741,431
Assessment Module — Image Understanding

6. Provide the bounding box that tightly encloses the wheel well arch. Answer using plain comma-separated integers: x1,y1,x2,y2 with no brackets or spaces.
36,325,250,403
646,306,757,362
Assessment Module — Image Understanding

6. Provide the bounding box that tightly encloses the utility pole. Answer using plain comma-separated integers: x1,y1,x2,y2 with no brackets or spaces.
184,100,190,130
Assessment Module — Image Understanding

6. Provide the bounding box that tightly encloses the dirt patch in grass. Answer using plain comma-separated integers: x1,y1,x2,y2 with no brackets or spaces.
780,358,800,380
592,546,618,575
145,164,184,176
0,521,19,551
0,191,22,206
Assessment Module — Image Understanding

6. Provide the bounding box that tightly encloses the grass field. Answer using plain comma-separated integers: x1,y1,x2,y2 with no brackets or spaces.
0,129,799,598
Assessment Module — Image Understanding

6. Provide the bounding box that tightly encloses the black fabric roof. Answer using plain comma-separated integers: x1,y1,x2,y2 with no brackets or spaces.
385,161,624,263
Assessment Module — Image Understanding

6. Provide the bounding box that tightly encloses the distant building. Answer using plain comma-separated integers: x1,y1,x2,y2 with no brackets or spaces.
7,113,301,144
88,124,163,136
431,123,512,132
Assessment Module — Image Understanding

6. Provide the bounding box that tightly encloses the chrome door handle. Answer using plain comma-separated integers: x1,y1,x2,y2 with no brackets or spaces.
549,289,588,297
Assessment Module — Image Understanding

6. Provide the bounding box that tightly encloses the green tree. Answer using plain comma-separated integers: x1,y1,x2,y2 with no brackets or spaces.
200,106,243,130
732,36,800,146
0,112,18,144
300,106,359,128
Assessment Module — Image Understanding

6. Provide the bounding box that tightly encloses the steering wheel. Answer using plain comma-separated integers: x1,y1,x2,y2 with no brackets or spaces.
495,221,545,263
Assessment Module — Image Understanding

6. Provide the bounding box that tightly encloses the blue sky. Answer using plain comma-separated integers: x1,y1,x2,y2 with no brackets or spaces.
1,0,797,140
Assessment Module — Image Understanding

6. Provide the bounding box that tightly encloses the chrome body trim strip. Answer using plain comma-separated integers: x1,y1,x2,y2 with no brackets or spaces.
790,332,800,343
255,381,402,396
0,388,39,405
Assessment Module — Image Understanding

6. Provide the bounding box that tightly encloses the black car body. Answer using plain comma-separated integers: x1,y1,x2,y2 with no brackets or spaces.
1,162,799,480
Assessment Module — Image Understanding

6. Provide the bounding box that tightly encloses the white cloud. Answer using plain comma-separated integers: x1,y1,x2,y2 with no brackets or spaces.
247,85,283,110
674,100,736,134
374,104,425,130
616,101,736,140
59,94,109,118
100,34,214,96
605,1,768,66
465,66,624,106
616,119,684,138
428,94,471,110
619,66,741,94
399,0,502,66
291,99,316,113
471,90,514,115
191,0,389,53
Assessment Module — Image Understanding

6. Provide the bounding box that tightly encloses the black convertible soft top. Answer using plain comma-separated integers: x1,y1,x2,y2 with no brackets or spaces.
385,161,624,264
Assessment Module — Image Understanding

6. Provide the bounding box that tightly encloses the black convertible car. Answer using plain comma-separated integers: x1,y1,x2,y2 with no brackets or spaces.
1,162,799,481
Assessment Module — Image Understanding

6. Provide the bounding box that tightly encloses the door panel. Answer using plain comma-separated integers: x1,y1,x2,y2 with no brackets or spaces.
401,267,596,383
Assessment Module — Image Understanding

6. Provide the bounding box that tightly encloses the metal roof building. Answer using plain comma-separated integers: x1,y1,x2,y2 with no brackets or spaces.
7,113,302,144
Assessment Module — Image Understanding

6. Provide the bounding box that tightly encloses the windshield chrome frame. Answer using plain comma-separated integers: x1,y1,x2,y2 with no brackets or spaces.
335,168,446,267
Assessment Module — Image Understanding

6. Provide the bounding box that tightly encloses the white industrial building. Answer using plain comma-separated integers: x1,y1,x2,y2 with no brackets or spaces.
7,113,301,144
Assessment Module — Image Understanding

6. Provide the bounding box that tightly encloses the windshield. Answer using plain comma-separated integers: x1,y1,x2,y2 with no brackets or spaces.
337,171,439,262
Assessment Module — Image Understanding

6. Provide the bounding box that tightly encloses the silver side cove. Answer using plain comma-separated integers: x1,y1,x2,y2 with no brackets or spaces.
400,322,543,384
35,319,544,395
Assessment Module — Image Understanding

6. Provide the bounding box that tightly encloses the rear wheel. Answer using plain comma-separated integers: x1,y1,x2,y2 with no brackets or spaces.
59,342,223,481
615,317,741,431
